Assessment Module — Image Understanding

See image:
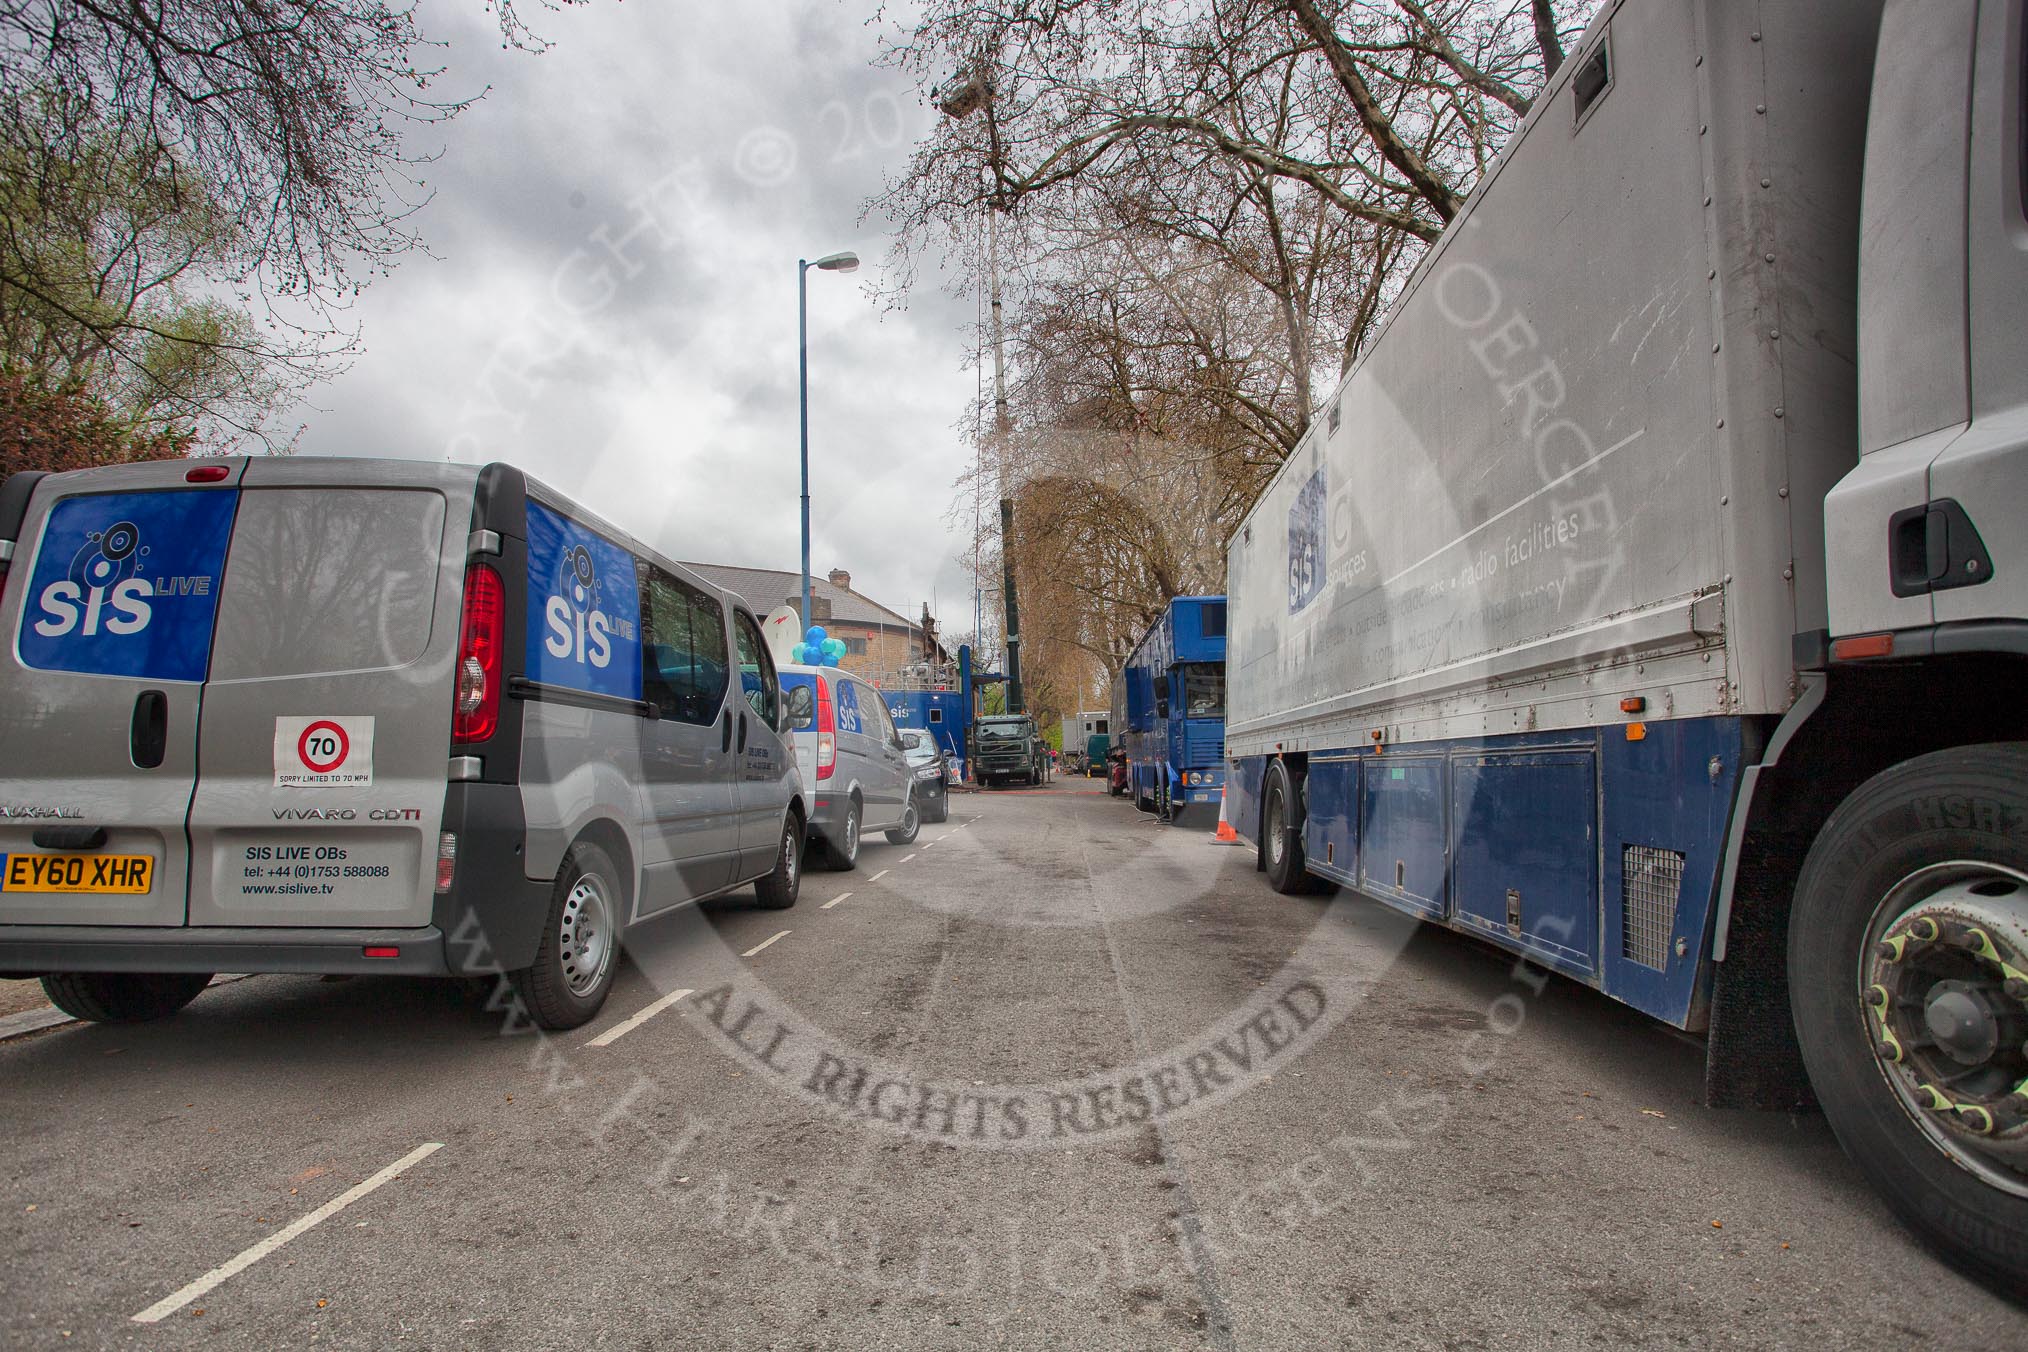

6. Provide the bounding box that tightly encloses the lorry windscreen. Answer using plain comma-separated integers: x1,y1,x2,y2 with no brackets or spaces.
1180,663,1224,718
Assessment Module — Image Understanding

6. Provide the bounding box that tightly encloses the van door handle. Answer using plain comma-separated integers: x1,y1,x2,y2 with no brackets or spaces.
721,709,733,754
130,690,168,769
737,712,749,753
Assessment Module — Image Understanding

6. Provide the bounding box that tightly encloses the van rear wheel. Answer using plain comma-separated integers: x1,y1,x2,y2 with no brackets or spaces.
512,840,623,1031
824,798,862,870
42,971,213,1023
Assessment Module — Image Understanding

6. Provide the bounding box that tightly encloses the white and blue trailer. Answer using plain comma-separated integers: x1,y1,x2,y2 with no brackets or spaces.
1120,597,1228,822
1225,0,2028,1286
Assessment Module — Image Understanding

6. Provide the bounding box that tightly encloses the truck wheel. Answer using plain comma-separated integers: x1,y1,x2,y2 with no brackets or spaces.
754,811,803,910
42,972,213,1023
1789,744,2028,1290
885,794,922,845
824,798,862,870
511,840,623,1030
1261,761,1323,895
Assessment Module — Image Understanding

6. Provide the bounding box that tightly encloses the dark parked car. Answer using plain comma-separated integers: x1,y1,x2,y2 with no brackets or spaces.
899,730,951,823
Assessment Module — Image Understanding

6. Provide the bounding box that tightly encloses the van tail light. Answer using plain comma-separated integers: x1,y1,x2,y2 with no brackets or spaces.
435,832,458,894
453,563,504,743
815,678,836,781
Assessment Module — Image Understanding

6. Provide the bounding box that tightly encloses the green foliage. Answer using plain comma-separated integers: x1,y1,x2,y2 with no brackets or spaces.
0,89,302,450
0,370,190,476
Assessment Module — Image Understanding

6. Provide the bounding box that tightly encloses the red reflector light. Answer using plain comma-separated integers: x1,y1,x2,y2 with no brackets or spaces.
363,946,400,959
185,464,231,483
453,564,504,742
815,677,836,780
1831,632,1895,661
434,832,458,895
1620,696,1647,714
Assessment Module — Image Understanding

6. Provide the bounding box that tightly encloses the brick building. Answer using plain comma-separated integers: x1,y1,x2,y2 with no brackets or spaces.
681,563,948,682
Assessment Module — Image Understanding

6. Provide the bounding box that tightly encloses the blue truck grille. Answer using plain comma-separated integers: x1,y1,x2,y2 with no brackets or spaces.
1184,730,1224,767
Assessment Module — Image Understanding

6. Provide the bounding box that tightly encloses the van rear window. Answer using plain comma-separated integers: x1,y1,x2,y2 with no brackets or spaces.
779,673,817,729
210,490,446,680
16,489,236,682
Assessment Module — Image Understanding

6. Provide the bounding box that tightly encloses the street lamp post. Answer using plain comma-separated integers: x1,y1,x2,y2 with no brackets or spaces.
799,251,860,632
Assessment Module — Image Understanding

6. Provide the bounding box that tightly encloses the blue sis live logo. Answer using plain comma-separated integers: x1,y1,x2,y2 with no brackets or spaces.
525,501,641,701
17,490,237,682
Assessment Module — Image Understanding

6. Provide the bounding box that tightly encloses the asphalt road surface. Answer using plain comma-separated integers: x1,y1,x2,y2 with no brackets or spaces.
3,776,2023,1349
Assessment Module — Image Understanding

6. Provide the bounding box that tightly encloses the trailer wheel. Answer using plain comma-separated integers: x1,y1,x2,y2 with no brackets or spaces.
1261,761,1320,895
42,972,213,1023
1789,743,2028,1290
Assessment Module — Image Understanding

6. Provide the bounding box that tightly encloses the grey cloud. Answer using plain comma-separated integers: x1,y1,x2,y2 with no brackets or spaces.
288,0,988,626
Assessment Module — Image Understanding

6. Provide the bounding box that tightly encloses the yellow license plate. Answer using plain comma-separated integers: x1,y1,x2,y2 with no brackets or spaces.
1,852,154,894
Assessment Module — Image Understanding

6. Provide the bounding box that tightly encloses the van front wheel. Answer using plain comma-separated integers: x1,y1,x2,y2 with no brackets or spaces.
754,813,802,910
512,840,623,1030
42,971,213,1023
885,795,921,845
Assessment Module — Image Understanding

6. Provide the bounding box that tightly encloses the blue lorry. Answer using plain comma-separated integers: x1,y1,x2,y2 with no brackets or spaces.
1117,596,1227,822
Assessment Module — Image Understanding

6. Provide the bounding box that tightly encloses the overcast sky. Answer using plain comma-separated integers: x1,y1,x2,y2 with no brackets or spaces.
286,0,984,633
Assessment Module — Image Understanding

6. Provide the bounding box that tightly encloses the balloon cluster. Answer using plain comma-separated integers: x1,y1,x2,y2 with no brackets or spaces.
791,624,846,667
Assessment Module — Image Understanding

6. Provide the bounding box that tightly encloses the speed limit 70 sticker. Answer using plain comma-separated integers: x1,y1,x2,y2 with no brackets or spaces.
274,716,374,788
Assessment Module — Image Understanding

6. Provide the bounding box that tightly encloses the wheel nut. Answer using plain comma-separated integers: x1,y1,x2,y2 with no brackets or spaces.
2006,977,2028,1002
1876,1040,1902,1063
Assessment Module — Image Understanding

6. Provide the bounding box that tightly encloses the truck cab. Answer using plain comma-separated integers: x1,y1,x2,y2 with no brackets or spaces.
1121,596,1227,822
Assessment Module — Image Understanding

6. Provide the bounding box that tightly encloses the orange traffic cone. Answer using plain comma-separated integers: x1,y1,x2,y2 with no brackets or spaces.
1213,786,1240,844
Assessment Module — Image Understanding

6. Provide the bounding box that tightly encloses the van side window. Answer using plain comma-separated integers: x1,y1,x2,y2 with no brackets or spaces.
637,566,729,724
733,610,779,726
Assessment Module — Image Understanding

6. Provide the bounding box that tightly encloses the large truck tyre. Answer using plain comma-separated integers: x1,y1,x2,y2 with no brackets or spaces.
1789,744,2028,1290
1261,761,1327,895
42,971,213,1023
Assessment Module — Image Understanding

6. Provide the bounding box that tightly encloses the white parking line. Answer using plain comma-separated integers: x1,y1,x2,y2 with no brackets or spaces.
819,891,852,910
899,853,917,864
866,869,890,882
743,931,791,957
585,988,693,1048
131,1142,443,1323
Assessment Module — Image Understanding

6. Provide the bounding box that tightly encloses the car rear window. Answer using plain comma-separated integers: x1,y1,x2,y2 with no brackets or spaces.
210,489,445,680
779,672,818,729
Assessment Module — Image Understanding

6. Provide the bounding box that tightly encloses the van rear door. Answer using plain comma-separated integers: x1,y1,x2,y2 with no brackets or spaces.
183,460,472,929
0,462,244,926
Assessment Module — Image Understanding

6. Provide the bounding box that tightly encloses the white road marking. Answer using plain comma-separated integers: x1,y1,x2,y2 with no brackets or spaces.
866,870,890,882
0,1006,74,1042
585,988,693,1048
131,1142,443,1323
900,853,917,864
743,931,791,957
820,892,853,910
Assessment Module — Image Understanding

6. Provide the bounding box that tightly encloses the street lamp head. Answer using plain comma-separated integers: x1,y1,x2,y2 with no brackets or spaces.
813,251,859,273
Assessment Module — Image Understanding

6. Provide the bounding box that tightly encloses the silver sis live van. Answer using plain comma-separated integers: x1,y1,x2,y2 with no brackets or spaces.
0,458,807,1030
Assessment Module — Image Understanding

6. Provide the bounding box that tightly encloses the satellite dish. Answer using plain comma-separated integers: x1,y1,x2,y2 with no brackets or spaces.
761,605,802,665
